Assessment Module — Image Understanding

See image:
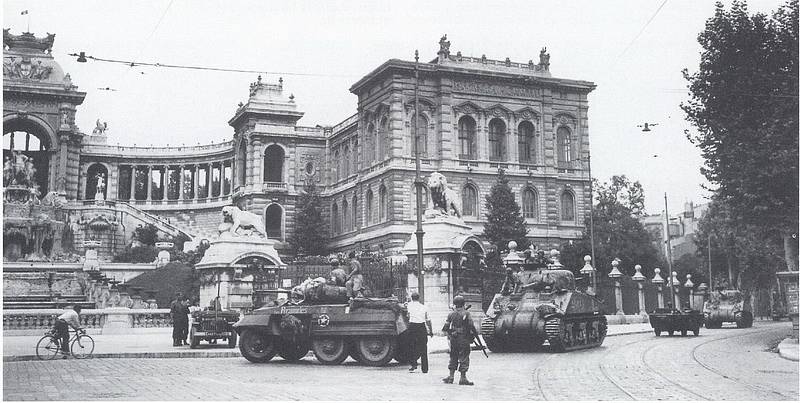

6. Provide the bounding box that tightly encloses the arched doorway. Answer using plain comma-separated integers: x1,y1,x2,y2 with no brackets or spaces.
3,118,53,195
263,145,284,183
264,204,283,240
85,163,108,200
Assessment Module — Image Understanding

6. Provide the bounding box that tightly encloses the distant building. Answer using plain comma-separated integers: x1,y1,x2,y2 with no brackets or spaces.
641,201,708,261
4,30,596,260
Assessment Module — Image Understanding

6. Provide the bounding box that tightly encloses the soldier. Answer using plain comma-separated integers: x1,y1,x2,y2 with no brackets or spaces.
170,292,187,346
442,295,477,386
329,260,347,287
345,252,363,299
500,268,520,295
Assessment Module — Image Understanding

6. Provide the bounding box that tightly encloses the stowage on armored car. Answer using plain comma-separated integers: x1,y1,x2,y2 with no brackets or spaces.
704,289,753,328
481,251,607,352
233,279,410,366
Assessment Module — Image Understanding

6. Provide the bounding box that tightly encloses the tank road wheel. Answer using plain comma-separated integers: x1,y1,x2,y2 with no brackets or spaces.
312,337,349,365
736,312,753,328
353,337,396,367
654,327,662,337
239,329,278,363
278,340,310,361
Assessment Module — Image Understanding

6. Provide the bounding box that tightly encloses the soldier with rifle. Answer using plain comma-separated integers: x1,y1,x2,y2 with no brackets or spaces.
441,295,478,386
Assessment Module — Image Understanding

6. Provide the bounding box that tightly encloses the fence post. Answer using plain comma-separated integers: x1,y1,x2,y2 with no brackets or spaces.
632,264,647,316
608,259,624,315
684,274,694,309
652,268,665,309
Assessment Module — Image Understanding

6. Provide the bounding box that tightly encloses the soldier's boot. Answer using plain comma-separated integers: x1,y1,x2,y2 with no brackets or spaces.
442,370,455,384
458,373,474,386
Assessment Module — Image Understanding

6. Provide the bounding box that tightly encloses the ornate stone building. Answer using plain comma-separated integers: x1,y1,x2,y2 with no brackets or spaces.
3,30,594,260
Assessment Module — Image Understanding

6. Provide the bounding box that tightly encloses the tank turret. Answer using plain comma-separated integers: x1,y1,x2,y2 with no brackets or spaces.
481,244,607,352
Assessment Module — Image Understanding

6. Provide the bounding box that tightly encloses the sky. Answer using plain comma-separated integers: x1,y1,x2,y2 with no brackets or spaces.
2,0,787,215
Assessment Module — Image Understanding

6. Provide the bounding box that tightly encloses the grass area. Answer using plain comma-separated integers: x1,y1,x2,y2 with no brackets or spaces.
125,262,198,307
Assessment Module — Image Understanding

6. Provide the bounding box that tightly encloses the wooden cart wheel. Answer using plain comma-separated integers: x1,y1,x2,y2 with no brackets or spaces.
352,336,396,366
312,337,349,365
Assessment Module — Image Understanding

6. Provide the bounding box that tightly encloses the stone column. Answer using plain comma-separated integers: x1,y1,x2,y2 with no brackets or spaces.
162,165,168,200
146,165,152,201
632,264,647,316
58,134,70,196
194,165,200,200
507,116,518,163
697,282,708,312
130,165,136,200
652,268,665,309
671,271,682,310
178,165,185,200
608,259,624,315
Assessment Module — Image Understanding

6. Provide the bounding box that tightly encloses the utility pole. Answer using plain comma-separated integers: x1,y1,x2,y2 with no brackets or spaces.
587,151,596,268
413,50,425,303
707,233,712,290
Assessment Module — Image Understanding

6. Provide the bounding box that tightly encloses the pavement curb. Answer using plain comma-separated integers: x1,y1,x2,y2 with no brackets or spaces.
3,328,654,362
777,338,799,361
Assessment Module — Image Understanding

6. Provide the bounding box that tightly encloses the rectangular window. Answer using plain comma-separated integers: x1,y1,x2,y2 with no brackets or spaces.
212,164,221,197
223,162,232,195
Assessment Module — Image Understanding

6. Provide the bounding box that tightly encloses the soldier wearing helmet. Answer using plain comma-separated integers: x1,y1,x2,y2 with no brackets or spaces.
441,295,477,386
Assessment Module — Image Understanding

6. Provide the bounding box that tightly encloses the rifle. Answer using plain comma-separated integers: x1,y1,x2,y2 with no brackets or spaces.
463,304,488,358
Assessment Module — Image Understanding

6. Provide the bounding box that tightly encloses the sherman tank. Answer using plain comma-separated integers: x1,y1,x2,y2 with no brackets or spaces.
703,289,753,328
480,249,607,353
233,277,411,366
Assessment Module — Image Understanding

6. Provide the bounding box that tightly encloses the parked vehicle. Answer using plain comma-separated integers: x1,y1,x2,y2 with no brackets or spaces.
649,308,704,336
189,304,240,348
704,289,753,328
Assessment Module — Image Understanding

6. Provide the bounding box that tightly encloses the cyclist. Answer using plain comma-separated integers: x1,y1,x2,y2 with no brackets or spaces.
54,305,83,355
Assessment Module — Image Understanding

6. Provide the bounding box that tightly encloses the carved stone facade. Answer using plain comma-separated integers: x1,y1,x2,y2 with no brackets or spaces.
4,31,593,259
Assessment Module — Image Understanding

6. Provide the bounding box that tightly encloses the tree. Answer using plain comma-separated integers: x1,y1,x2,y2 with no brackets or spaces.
482,169,528,251
694,198,786,290
682,0,799,270
561,175,662,279
288,181,328,256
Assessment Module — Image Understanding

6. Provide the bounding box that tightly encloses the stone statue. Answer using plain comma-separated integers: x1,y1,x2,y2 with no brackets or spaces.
221,206,266,237
539,47,550,67
94,173,106,201
3,151,35,188
426,171,462,218
439,34,450,55
92,119,107,135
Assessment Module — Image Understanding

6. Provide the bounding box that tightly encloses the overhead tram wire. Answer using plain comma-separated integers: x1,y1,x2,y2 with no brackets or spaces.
613,0,669,66
66,52,358,78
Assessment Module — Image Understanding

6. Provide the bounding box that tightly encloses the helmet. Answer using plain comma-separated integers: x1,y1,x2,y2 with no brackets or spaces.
453,295,465,307
410,291,420,301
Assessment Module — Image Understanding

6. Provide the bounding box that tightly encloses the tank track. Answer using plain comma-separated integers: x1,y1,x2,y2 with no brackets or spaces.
544,314,607,352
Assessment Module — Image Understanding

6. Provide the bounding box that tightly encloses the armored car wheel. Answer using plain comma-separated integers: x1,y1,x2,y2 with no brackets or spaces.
278,340,310,361
352,336,396,367
312,337,349,365
239,329,278,363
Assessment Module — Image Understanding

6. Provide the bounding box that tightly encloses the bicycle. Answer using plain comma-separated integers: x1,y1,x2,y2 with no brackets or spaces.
36,328,95,360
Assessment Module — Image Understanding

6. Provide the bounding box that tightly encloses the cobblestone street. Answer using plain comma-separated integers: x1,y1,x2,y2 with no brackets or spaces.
3,322,796,401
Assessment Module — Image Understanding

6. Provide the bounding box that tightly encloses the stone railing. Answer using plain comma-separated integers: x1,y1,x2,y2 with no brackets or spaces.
2,308,172,331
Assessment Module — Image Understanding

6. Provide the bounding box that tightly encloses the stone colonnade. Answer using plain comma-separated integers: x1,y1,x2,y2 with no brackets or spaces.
116,159,234,202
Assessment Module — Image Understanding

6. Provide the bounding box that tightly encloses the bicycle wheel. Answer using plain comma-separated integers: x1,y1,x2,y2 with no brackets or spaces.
71,334,95,359
36,335,61,360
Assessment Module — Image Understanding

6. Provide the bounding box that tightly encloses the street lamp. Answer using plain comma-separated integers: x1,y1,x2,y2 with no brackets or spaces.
413,50,425,303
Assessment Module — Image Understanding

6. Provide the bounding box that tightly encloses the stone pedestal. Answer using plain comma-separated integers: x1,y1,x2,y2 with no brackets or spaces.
195,235,285,312
401,214,485,332
777,271,799,339
102,307,134,334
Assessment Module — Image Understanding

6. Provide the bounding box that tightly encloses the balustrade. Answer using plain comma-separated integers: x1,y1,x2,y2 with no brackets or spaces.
2,309,172,331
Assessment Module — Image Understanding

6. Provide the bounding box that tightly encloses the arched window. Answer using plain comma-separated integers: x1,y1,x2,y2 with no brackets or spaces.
556,127,572,165
265,204,283,240
488,118,506,161
366,189,374,225
379,185,388,222
331,203,339,234
518,121,536,164
264,144,284,182
351,139,358,174
462,184,478,217
458,116,477,160
3,125,52,194
412,113,428,158
352,195,358,230
85,163,108,200
561,191,575,222
378,117,388,161
333,149,340,182
366,123,375,164
522,187,538,219
237,140,247,187
343,145,350,178
342,199,350,232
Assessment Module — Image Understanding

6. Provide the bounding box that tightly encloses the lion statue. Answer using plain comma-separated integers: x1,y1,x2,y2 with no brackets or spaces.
426,171,462,217
221,206,266,237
